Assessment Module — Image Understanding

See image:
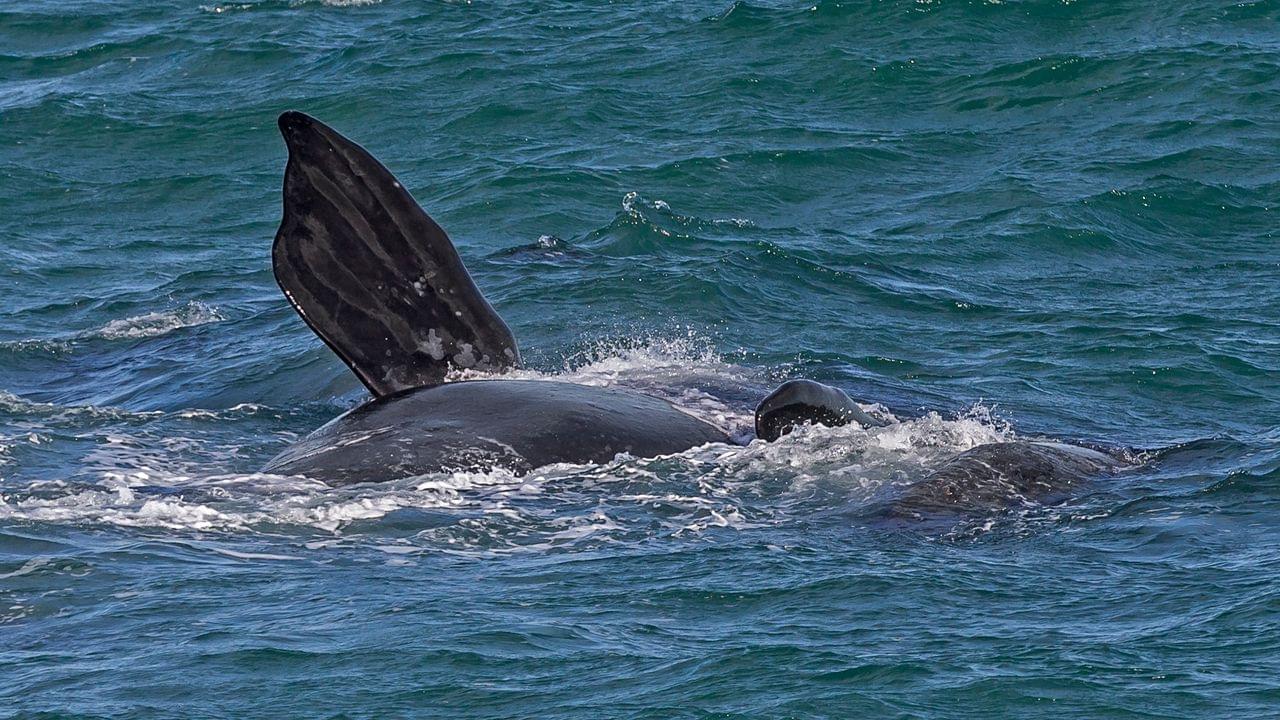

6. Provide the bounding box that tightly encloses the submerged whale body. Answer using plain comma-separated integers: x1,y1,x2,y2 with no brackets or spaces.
262,111,1131,505
886,441,1125,519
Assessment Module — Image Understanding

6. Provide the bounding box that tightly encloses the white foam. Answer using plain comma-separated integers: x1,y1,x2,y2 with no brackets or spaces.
0,408,1011,546
621,191,754,228
200,2,254,11
207,547,301,561
0,391,271,433
201,0,381,11
0,338,1022,548
0,391,162,421
86,301,224,341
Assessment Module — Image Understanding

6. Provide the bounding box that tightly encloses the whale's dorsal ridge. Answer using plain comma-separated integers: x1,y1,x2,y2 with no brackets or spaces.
272,111,520,397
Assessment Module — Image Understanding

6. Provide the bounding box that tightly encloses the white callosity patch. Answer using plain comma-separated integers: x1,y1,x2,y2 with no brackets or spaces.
418,328,446,360
452,342,477,369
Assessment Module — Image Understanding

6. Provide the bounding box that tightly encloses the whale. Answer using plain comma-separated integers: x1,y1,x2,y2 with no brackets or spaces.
262,111,733,484
261,111,1132,506
884,441,1127,520
264,378,730,481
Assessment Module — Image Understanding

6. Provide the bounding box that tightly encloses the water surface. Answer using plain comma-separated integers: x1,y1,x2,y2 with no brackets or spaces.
2,1,1279,717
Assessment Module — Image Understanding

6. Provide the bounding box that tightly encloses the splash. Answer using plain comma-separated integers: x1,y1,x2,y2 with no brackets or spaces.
621,192,754,229
0,408,1020,550
0,334,1029,546
446,332,762,436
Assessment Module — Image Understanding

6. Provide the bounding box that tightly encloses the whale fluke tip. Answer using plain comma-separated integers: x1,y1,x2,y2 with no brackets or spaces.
277,110,311,132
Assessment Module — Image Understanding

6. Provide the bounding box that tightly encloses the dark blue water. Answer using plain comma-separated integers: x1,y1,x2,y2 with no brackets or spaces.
3,1,1279,717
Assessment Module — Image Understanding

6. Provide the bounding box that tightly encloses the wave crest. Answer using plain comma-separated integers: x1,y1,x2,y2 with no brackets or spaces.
85,301,224,341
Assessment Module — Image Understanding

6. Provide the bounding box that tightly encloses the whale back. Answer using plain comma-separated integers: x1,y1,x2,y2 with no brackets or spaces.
884,441,1124,520
272,111,520,397
262,379,732,484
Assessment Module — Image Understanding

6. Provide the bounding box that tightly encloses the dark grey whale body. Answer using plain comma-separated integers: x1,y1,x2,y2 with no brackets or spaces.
262,111,1132,507
264,379,728,483
886,441,1125,518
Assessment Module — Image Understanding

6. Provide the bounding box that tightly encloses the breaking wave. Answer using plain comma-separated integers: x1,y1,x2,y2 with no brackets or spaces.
84,301,225,341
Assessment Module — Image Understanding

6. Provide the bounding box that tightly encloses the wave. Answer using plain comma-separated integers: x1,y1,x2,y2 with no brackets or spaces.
0,390,277,430
0,300,234,352
200,0,381,13
81,301,225,341
487,234,588,261
0,391,161,423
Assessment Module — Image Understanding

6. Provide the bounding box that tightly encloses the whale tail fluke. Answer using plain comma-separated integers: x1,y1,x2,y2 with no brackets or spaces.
272,111,520,397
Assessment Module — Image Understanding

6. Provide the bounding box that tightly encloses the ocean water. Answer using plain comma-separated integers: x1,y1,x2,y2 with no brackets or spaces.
2,0,1279,717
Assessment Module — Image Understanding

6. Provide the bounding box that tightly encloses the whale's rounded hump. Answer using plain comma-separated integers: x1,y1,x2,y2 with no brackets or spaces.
272,111,520,397
755,379,886,441
263,379,732,484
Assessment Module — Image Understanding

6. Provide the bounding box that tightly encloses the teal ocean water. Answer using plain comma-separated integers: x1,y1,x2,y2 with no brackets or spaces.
3,1,1280,717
